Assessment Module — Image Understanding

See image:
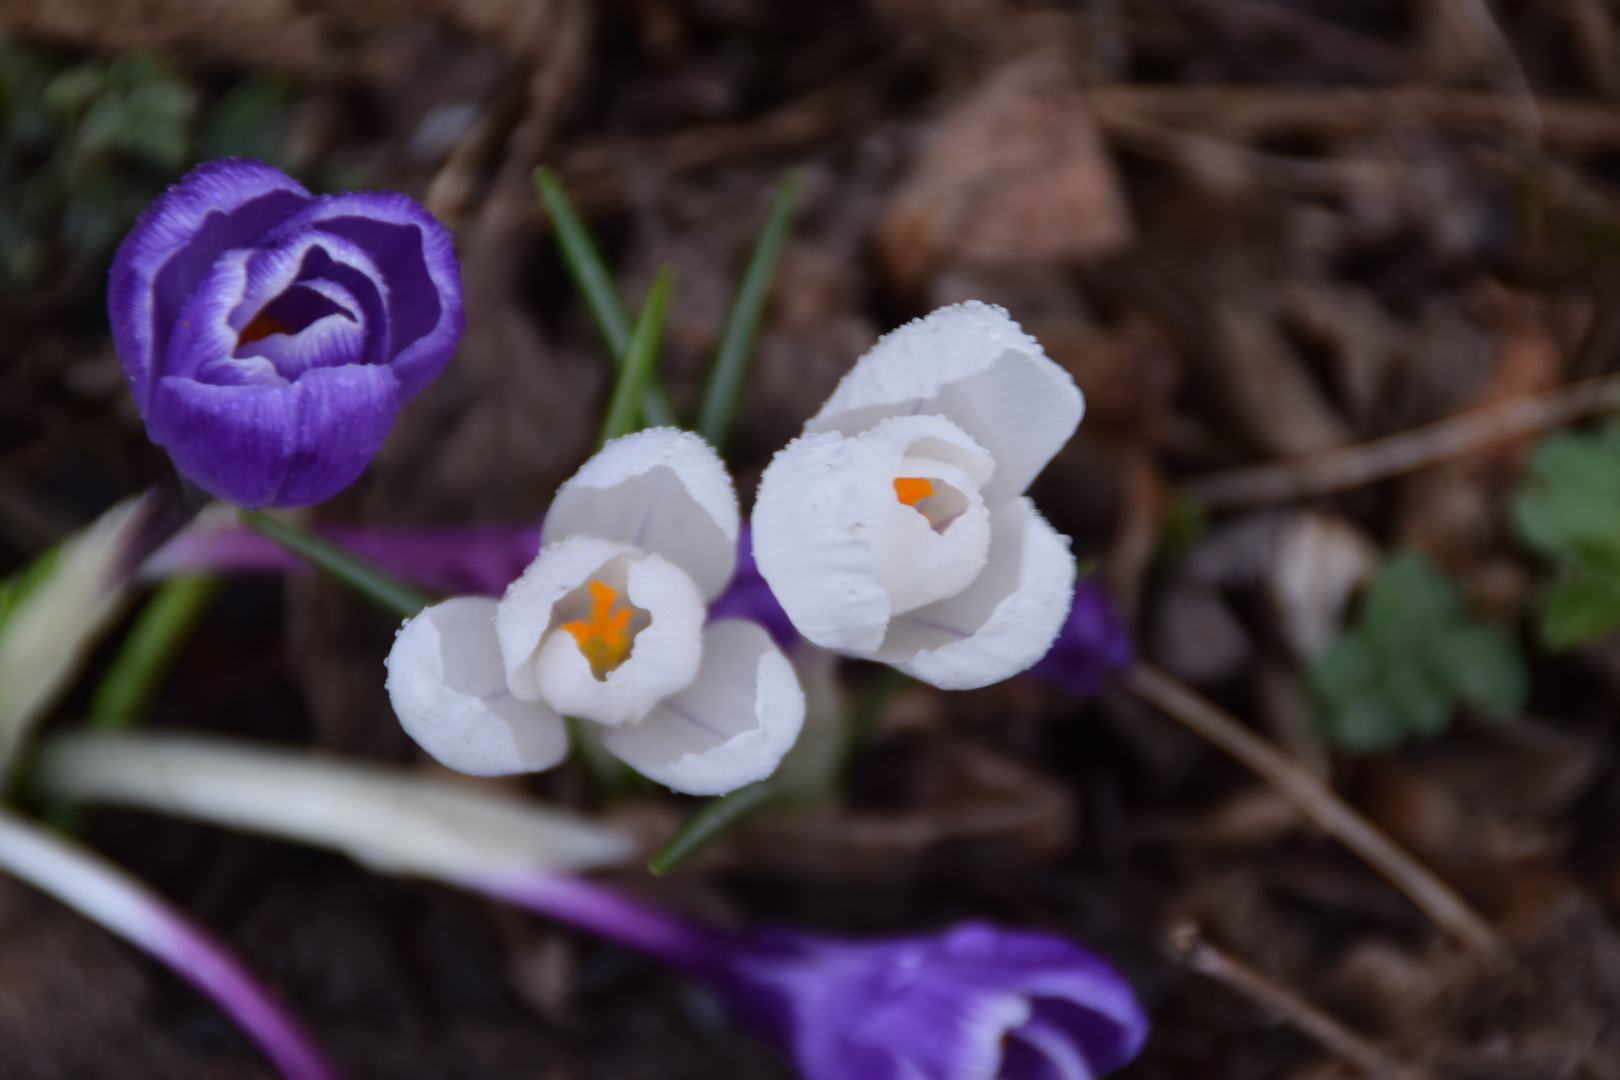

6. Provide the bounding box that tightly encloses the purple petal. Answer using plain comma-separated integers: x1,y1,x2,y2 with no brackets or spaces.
709,525,798,649
148,364,400,508
267,191,464,399
110,159,312,413
1025,579,1133,697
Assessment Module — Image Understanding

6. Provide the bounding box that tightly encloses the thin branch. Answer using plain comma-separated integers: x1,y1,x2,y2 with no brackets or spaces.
1126,664,1509,962
1185,373,1620,510
1083,86,1620,150
1168,921,1433,1080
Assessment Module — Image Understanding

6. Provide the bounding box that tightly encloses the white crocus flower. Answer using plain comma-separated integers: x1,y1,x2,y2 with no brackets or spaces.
386,428,805,796
753,302,1082,690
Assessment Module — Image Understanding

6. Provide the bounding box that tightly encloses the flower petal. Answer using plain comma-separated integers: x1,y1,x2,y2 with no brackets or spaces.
881,498,1075,689
534,552,706,727
147,362,401,508
601,619,805,795
752,431,892,655
386,597,569,776
805,302,1083,505
109,159,312,414
542,428,740,600
267,190,464,399
496,537,642,701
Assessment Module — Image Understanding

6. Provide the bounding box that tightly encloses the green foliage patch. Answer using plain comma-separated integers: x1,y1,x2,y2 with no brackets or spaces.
1310,550,1526,752
1513,420,1620,650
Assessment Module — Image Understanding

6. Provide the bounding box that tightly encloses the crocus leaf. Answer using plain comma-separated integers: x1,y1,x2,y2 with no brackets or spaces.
598,266,672,447
88,572,221,731
533,166,676,427
1308,550,1527,752
648,778,784,876
697,171,799,451
240,511,434,619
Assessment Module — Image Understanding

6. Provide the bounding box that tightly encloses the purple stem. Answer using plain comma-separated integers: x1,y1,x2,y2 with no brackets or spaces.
464,871,736,973
145,910,343,1080
0,810,340,1080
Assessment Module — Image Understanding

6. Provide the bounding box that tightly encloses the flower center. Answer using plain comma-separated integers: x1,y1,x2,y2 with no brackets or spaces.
893,476,966,534
237,311,294,346
562,581,636,678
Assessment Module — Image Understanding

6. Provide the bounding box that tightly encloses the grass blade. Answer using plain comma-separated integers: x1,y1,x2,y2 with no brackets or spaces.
697,172,799,450
240,512,434,620
88,573,221,731
534,166,677,427
599,267,673,447
648,778,783,875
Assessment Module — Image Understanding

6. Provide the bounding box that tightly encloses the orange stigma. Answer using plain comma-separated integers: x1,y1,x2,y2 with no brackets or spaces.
562,581,634,676
237,310,294,347
894,477,935,507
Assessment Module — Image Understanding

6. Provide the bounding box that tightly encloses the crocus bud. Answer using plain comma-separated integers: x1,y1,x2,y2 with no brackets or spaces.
473,874,1149,1080
753,302,1083,690
386,429,806,795
719,922,1148,1080
109,158,464,508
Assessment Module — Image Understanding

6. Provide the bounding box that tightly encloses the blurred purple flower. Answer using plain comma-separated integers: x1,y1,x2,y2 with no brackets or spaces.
1026,579,1133,696
708,524,796,649
475,873,1148,1080
110,158,463,509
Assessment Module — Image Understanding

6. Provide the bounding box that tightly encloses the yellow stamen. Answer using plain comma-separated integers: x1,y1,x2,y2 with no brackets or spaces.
894,477,935,507
562,581,634,676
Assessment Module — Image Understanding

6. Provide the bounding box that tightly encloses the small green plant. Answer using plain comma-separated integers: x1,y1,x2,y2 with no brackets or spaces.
1513,420,1620,650
1309,550,1526,751
0,40,295,295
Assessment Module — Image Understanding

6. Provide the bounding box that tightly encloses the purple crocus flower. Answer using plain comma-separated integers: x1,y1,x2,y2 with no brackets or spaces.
475,873,1148,1080
1026,579,1133,697
109,158,464,508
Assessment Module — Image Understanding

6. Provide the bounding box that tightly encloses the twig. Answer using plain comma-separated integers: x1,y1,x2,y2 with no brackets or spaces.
1184,373,1620,509
1435,0,1542,143
1126,664,1509,961
1167,921,1432,1080
1083,86,1620,151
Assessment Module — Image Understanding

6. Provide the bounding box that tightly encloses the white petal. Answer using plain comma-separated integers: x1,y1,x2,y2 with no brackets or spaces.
386,597,569,776
752,431,892,655
805,302,1083,505
601,619,805,795
542,427,739,599
534,553,706,727
496,537,641,701
881,498,1076,690
853,420,993,615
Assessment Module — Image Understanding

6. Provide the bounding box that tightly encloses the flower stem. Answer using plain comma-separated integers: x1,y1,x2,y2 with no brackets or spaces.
0,808,341,1080
239,511,433,619
467,870,733,971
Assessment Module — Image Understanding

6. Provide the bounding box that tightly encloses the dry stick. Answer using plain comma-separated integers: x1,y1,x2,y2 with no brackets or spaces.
1083,86,1620,151
1167,921,1433,1080
1185,373,1620,510
1435,0,1543,142
1125,664,1509,962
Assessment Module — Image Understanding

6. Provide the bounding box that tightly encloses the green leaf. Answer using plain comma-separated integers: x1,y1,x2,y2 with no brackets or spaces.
239,512,434,620
194,74,293,166
533,166,676,428
1309,549,1527,752
1430,624,1527,721
87,573,220,731
1514,420,1620,649
0,545,61,632
696,172,798,450
648,779,784,875
598,266,672,447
